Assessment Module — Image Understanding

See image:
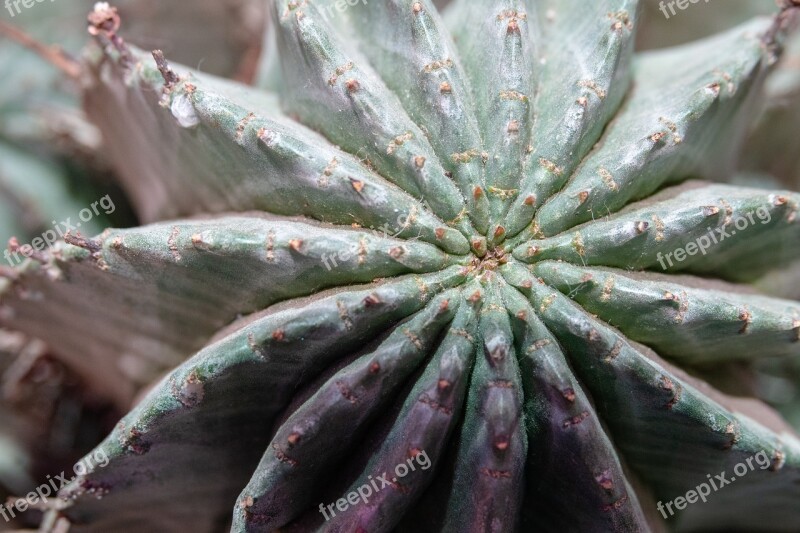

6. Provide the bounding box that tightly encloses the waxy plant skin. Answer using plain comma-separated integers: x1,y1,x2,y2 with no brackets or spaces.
1,0,800,532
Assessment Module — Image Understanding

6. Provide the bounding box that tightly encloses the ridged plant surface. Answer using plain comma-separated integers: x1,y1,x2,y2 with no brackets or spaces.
2,1,800,532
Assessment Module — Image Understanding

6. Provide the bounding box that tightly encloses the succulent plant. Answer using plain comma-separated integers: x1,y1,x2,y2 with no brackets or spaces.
3,1,800,532
634,0,800,450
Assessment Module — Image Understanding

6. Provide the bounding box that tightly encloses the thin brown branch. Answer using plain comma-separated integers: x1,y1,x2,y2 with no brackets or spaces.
152,49,179,88
7,237,48,264
765,0,800,48
87,2,132,65
0,19,81,79
64,232,102,254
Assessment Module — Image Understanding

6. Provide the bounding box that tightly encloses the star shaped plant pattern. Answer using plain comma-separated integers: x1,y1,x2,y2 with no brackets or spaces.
2,1,800,532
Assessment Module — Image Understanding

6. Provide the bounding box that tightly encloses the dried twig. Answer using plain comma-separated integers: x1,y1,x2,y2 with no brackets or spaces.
0,20,81,79
87,2,132,65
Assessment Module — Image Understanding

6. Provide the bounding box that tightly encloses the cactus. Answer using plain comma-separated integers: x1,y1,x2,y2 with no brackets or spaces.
2,1,800,531
634,0,800,450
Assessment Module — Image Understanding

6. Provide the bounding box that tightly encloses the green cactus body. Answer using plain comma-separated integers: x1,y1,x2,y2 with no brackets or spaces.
2,1,800,532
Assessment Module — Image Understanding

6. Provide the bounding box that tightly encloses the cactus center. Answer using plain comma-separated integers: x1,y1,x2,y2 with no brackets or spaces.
468,246,510,274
